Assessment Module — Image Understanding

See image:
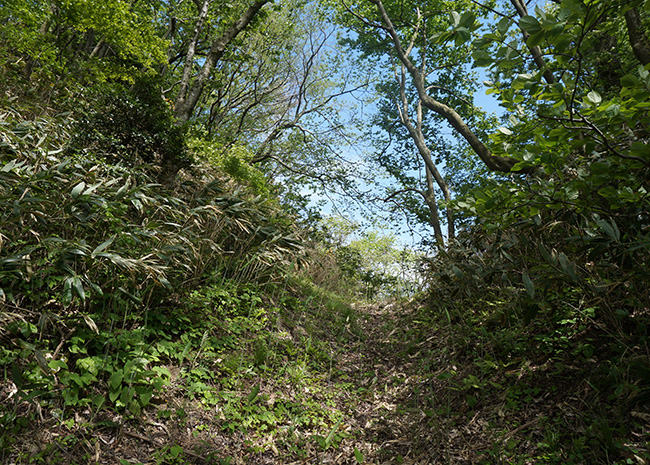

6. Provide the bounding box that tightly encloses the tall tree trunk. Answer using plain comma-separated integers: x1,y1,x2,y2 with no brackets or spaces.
625,8,650,66
370,0,535,174
424,167,445,247
394,61,455,245
174,0,271,123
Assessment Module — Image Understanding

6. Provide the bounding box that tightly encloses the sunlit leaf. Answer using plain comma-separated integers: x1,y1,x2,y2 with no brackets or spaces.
71,181,86,199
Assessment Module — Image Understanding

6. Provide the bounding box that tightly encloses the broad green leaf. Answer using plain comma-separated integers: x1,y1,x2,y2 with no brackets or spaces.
354,447,364,463
460,11,476,29
586,90,602,105
496,17,511,35
472,50,492,67
605,103,620,118
109,388,121,403
110,370,123,391
526,31,545,48
519,15,542,33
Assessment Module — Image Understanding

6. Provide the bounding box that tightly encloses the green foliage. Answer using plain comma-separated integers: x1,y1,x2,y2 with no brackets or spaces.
70,76,191,180
191,139,268,194
0,0,168,93
312,216,423,300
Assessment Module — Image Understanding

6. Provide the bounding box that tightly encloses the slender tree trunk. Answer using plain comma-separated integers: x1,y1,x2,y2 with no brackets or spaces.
371,0,535,174
511,0,555,84
174,0,210,121
394,61,455,245
174,0,271,123
424,167,445,246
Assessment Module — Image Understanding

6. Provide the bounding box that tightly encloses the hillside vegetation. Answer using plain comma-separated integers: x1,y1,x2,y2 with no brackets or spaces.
2,0,650,464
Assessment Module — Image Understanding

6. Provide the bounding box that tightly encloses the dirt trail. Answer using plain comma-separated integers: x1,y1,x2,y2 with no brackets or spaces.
330,301,437,465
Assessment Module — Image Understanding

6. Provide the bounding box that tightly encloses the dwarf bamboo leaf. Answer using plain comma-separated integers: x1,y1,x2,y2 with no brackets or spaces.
523,272,535,299
451,265,464,278
35,349,50,373
72,276,85,303
325,416,343,447
11,362,24,389
595,218,620,242
91,236,116,257
71,181,86,199
83,314,99,334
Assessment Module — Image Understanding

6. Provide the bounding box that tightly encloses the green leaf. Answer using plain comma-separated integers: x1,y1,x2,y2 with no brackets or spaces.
62,277,73,306
325,416,343,447
11,362,25,389
460,11,476,29
519,15,542,33
596,218,620,242
92,236,116,257
451,265,464,278
247,385,260,403
472,50,492,67
523,272,535,299
354,447,364,463
71,181,86,199
72,276,85,303
605,103,620,118
586,90,602,105
35,350,50,373
115,181,130,199
110,370,123,391
538,243,556,266
497,17,512,35
526,31,545,48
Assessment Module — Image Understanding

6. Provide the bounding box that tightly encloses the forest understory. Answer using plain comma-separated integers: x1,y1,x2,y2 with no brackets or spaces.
3,0,650,463
4,293,649,465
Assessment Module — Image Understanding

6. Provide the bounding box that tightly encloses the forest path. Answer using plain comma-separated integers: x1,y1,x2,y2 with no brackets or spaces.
325,300,441,465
